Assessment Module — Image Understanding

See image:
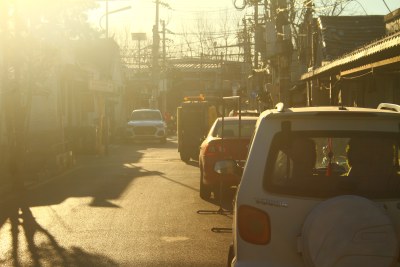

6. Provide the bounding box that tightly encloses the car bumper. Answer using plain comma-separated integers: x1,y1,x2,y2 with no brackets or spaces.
126,128,166,140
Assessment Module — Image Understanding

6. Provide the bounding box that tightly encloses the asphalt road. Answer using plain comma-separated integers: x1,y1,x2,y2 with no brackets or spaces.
0,137,234,267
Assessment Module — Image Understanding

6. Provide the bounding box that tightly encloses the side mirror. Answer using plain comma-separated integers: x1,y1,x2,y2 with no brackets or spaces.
214,160,242,177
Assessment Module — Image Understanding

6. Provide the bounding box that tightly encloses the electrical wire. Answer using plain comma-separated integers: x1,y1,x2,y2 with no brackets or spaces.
352,0,368,15
173,30,239,36
382,0,392,13
170,7,239,13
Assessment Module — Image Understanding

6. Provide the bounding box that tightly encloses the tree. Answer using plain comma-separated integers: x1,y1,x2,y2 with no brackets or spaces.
287,0,364,51
179,25,195,58
174,9,241,61
1,0,99,189
313,0,363,16
218,9,242,60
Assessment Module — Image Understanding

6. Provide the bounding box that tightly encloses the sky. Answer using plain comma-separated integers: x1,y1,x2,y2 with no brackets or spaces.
87,0,400,45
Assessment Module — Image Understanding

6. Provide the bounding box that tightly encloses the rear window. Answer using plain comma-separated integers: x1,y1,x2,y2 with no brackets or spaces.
212,119,256,138
264,131,400,199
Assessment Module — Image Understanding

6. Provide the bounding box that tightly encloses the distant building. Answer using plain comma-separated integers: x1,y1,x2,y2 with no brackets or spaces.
62,38,125,154
124,57,246,115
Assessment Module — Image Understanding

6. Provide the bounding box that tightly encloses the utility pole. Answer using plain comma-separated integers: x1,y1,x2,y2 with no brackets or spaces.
305,0,314,68
243,17,253,105
220,52,224,99
151,0,160,108
139,39,141,70
0,3,4,95
131,33,146,71
0,3,6,181
162,20,166,69
200,53,203,94
243,18,252,66
161,19,167,113
254,0,259,69
272,0,292,106
106,0,109,38
305,0,313,106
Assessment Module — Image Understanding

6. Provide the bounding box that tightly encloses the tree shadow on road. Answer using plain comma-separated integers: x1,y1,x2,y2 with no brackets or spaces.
0,198,119,267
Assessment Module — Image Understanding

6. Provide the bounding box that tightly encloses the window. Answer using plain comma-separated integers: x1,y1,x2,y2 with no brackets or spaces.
212,119,256,138
264,131,400,199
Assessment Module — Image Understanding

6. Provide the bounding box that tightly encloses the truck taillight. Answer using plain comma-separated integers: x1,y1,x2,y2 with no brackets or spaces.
238,205,270,245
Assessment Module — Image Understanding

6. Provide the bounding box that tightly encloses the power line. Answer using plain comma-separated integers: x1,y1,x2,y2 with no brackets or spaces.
173,30,239,36
170,7,239,13
382,0,392,13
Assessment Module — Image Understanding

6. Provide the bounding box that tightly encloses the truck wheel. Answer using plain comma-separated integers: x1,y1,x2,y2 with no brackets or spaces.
227,243,234,267
200,168,211,200
180,150,190,162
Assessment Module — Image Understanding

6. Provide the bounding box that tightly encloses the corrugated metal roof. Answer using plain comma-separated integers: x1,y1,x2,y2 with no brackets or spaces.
124,58,240,73
171,62,220,71
318,16,385,60
301,19,400,80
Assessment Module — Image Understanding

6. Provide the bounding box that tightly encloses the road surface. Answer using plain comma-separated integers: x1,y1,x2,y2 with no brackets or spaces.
0,137,234,267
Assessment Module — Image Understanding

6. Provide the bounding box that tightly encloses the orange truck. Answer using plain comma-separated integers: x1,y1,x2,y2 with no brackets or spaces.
177,95,219,162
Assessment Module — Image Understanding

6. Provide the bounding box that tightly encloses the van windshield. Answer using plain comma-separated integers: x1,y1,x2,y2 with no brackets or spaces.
264,131,400,199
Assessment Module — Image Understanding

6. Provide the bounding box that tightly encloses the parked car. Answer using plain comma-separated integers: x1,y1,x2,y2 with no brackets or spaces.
228,109,260,117
199,116,257,200
216,103,400,267
126,109,167,143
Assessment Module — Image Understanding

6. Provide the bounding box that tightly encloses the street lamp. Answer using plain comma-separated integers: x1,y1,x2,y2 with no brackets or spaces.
131,33,147,70
99,4,131,38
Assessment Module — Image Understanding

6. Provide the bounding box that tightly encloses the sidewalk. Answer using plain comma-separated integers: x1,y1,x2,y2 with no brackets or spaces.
0,167,64,206
0,154,77,205
0,146,121,206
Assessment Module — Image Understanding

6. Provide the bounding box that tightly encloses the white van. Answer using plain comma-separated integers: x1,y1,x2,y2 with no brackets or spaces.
217,103,400,267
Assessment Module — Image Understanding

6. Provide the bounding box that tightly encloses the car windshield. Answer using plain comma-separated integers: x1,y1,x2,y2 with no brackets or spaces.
211,119,256,138
264,131,400,199
131,110,162,121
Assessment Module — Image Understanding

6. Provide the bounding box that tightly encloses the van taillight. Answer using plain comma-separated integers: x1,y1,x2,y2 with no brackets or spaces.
238,205,270,245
